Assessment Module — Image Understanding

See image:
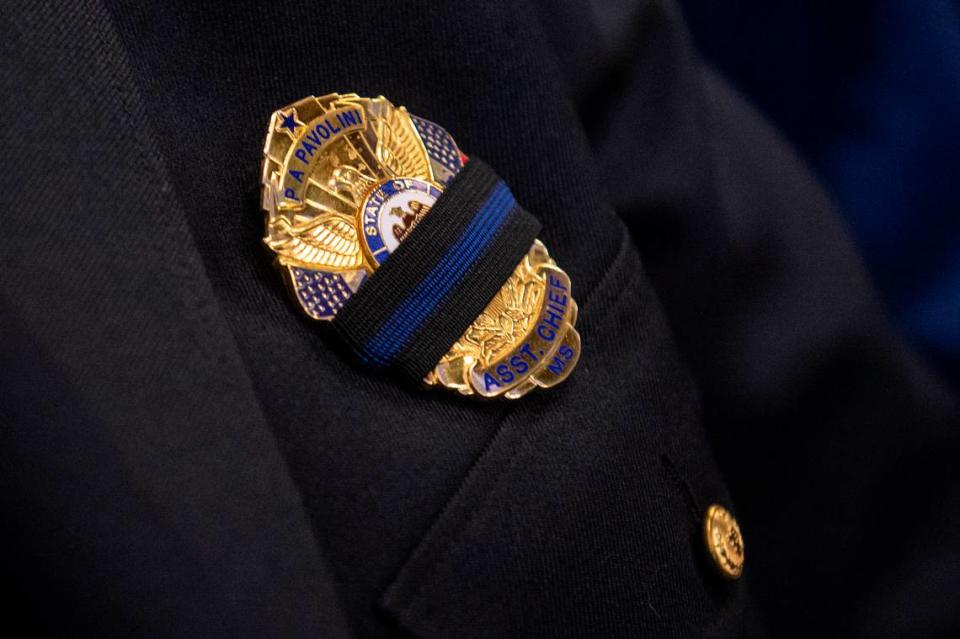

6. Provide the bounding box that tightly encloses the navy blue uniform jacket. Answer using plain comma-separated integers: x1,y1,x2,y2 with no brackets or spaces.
2,0,958,636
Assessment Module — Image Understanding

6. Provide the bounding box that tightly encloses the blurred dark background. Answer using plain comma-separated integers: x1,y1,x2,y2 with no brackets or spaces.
679,0,960,385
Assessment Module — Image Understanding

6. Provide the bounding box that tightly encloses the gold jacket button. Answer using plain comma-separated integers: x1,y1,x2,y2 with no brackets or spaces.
703,504,745,579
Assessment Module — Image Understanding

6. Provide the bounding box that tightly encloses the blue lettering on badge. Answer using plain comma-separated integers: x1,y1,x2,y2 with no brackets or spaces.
535,274,568,341
547,344,577,375
284,108,365,202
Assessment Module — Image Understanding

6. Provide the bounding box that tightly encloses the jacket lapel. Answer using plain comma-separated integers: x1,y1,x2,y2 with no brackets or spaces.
1,1,347,635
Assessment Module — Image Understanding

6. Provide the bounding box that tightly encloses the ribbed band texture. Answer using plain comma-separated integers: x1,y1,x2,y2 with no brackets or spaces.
334,158,541,381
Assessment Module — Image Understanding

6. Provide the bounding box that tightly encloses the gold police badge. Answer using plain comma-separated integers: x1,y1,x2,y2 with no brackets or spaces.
260,93,580,398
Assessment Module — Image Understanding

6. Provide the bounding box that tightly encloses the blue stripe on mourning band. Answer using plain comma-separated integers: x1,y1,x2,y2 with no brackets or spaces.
361,181,515,365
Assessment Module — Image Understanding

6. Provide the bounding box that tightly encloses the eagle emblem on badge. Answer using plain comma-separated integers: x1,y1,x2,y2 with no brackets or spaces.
260,93,580,398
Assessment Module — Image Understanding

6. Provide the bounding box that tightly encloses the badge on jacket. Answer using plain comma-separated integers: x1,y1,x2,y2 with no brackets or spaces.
260,93,580,399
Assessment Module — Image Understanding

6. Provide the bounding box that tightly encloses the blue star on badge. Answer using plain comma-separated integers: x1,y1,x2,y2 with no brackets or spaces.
276,108,303,135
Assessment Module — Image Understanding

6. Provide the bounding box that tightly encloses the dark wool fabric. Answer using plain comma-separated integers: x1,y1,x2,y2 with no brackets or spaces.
1,0,957,638
334,158,541,380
